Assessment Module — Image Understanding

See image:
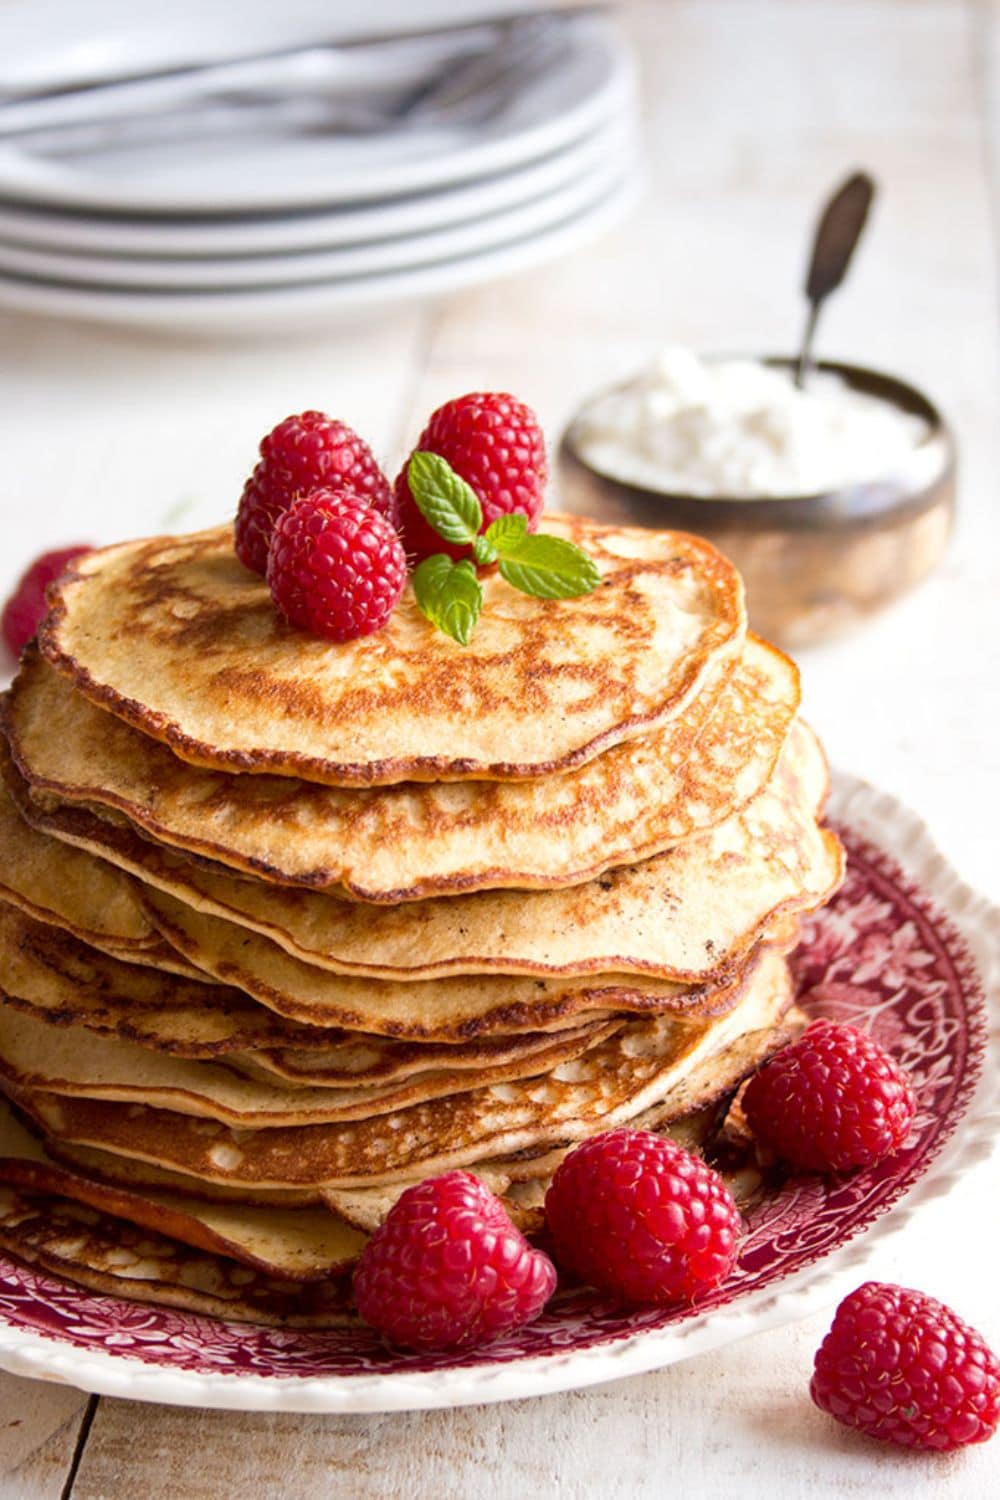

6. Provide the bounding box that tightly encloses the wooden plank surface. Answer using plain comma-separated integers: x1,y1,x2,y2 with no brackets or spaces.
0,1373,87,1499
60,1314,999,1500
0,1,997,1496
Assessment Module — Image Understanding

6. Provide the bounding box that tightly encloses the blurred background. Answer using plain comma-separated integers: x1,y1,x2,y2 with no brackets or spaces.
0,0,997,897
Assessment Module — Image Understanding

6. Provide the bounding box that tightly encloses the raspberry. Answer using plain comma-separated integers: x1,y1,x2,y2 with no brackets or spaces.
352,1171,556,1352
2,545,93,659
236,411,394,574
742,1020,916,1173
394,392,547,562
545,1129,741,1304
811,1282,1000,1451
266,490,406,642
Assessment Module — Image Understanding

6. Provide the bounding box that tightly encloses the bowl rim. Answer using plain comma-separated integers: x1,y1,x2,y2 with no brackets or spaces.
561,355,956,531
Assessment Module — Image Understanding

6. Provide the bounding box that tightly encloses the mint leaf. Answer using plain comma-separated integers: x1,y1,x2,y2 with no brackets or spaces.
496,533,601,599
407,452,482,546
472,533,498,566
487,514,599,596
412,555,483,645
485,512,529,551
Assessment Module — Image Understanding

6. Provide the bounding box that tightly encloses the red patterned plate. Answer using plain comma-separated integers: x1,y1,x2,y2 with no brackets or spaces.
0,774,996,1412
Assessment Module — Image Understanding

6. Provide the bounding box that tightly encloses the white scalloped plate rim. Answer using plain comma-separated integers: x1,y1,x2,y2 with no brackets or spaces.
0,770,996,1412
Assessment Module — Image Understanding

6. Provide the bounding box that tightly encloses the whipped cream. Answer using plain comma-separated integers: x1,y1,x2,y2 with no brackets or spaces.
571,349,928,499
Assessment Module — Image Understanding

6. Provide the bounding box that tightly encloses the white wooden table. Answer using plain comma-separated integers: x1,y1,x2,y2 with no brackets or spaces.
0,2,998,1494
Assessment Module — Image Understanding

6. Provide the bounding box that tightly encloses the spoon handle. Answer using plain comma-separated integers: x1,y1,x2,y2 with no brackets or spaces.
795,171,876,388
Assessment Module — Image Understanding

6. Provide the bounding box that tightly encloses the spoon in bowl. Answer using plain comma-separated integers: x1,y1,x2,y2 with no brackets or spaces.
795,171,876,388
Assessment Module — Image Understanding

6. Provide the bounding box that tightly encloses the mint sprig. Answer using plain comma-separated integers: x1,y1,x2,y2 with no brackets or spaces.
497,530,601,599
407,451,600,644
412,555,483,646
471,514,529,567
406,451,482,546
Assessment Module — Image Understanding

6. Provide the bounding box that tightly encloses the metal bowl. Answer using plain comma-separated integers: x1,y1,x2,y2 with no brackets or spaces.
559,357,956,648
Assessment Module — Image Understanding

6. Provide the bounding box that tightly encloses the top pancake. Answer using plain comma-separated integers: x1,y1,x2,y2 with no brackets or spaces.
38,518,744,786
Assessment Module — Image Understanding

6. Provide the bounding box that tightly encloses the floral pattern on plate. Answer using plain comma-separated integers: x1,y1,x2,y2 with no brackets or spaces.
0,816,990,1384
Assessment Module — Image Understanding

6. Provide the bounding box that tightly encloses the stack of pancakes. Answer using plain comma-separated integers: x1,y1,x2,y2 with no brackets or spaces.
0,517,842,1326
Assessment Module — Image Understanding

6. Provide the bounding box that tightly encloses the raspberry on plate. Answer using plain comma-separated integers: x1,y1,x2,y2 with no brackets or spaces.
742,1019,916,1173
236,410,394,575
266,489,406,643
2,544,93,659
811,1282,1000,1451
544,1129,742,1305
352,1171,556,1352
394,392,547,562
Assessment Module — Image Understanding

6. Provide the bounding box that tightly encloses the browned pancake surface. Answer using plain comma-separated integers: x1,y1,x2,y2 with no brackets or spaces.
12,953,791,1189
38,519,744,785
2,636,796,900
0,1184,355,1325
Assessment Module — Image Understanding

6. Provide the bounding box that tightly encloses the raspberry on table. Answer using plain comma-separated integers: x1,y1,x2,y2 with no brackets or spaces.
236,410,394,574
742,1019,916,1173
394,392,547,562
2,544,93,659
266,489,406,643
352,1171,556,1352
811,1281,1000,1451
544,1129,742,1305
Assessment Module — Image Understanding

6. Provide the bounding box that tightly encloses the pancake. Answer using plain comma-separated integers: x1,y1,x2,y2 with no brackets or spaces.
38,998,807,1213
0,768,211,984
0,904,621,1092
39,1135,561,1221
8,879,706,1044
12,951,792,1189
322,1171,514,1235
321,1104,724,1234
3,636,795,901
0,1004,622,1127
0,772,157,956
82,940,211,983
52,719,819,985
41,1138,324,1207
129,730,837,1041
0,899,322,1055
138,887,755,1038
15,771,825,987
230,1014,627,1087
0,1186,355,1326
37,519,745,786
0,1099,364,1279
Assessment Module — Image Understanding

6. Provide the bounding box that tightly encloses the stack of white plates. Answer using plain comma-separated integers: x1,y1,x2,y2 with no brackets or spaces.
0,5,639,334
